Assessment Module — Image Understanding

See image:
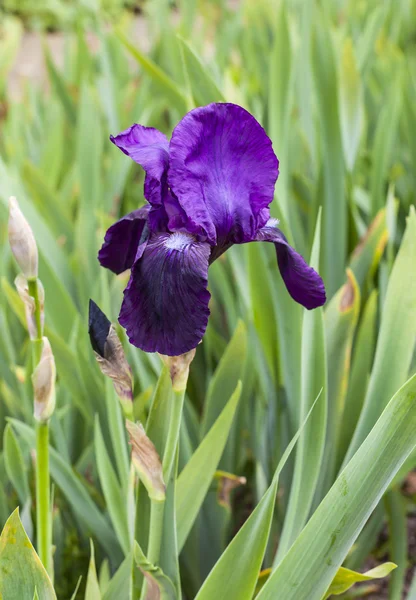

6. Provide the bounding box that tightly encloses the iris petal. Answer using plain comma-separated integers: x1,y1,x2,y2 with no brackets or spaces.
255,225,326,309
119,232,211,356
168,103,279,245
98,206,150,274
110,125,171,230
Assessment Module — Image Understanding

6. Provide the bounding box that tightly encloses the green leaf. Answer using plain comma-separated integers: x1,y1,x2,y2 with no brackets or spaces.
116,29,187,112
320,269,360,487
248,243,278,380
385,490,407,600
70,577,83,600
75,81,101,304
44,44,76,126
176,381,242,551
102,553,132,600
201,320,247,436
10,419,121,561
94,417,131,555
339,38,363,172
178,36,225,106
85,541,102,600
324,562,396,599
0,17,23,96
268,3,294,207
349,207,389,291
337,290,378,464
134,541,176,600
312,9,346,296
344,207,416,464
3,423,30,505
194,392,321,600
370,70,403,216
276,212,327,560
256,373,416,600
0,509,56,599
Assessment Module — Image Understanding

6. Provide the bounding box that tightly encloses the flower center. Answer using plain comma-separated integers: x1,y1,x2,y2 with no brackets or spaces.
164,232,195,251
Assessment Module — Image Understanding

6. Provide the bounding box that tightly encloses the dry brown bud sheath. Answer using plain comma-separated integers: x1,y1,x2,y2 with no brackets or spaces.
126,420,165,501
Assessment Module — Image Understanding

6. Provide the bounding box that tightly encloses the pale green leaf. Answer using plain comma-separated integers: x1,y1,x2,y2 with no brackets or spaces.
0,509,56,600
257,373,416,600
85,541,102,600
324,562,396,598
176,382,241,551
134,541,176,600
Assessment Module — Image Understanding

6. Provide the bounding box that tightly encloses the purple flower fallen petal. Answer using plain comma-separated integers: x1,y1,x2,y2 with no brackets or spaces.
98,206,150,274
255,224,326,309
168,103,279,245
119,232,211,356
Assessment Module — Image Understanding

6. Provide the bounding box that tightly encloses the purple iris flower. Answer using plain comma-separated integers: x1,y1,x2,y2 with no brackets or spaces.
98,103,326,356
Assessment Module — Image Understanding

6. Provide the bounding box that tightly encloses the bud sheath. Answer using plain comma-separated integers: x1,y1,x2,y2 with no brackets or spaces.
15,274,45,340
32,337,56,423
126,421,165,502
159,348,196,392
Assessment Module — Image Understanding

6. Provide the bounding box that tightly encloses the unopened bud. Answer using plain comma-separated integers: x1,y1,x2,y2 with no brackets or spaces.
88,300,133,418
32,337,56,422
159,349,196,392
14,274,44,340
126,421,165,502
8,197,38,279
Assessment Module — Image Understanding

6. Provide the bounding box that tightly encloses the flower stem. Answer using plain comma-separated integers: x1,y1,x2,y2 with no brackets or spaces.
137,389,185,599
147,499,165,564
162,389,185,482
35,421,51,574
28,278,51,576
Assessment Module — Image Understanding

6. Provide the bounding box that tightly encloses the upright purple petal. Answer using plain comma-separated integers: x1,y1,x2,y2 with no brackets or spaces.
255,223,326,309
168,103,279,245
119,232,211,356
98,206,150,274
110,125,171,230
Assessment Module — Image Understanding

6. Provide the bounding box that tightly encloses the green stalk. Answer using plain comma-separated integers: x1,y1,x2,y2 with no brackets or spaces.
138,388,186,600
162,389,185,482
147,500,165,565
36,421,51,574
28,278,52,576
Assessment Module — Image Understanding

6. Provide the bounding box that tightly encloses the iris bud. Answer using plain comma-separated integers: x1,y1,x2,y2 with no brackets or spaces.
8,196,38,279
88,299,134,418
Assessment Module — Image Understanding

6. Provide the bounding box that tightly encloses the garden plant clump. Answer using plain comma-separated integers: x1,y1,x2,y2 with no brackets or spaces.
0,0,416,599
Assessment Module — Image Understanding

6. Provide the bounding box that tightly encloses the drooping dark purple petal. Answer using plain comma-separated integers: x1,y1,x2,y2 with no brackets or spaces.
98,206,150,274
110,125,171,230
255,223,326,309
119,232,211,356
168,103,279,245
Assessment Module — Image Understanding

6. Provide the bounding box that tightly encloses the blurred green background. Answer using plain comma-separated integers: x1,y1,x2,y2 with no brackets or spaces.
1,0,416,598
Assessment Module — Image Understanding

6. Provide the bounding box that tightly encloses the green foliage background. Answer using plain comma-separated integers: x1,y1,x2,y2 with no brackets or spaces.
0,0,416,598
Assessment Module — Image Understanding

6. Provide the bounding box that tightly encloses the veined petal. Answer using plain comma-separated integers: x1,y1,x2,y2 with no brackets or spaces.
168,103,279,245
110,125,171,229
98,206,150,274
119,232,211,356
255,224,326,309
